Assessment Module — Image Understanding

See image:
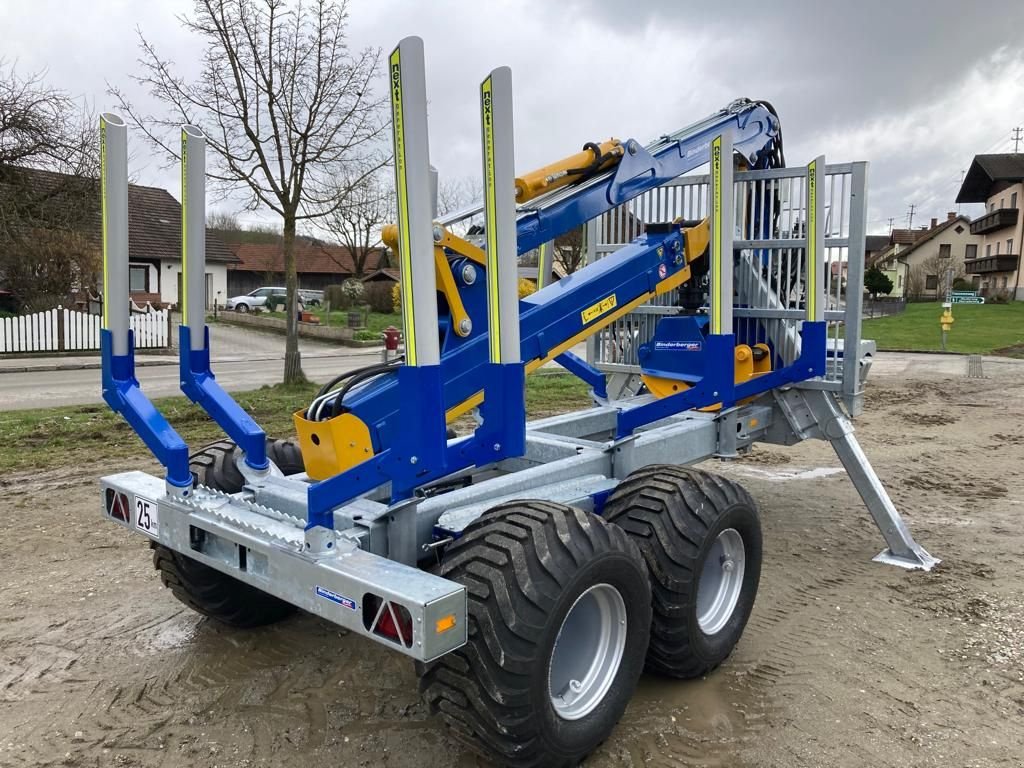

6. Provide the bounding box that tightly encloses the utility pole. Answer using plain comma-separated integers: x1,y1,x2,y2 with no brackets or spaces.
887,217,895,234
1013,127,1023,153
957,170,966,214
906,203,916,230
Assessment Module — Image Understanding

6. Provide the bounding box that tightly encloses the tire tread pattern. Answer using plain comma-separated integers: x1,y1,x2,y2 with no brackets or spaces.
603,464,757,678
419,500,648,768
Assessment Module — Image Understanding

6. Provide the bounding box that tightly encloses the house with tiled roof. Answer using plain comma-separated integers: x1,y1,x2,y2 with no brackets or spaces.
956,153,1024,300
872,213,981,299
0,165,236,309
226,242,394,295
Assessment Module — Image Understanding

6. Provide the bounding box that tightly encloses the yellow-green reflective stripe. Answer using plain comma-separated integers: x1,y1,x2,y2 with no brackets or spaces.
537,242,547,289
389,47,417,365
100,118,108,329
710,135,723,334
181,130,188,326
806,159,817,320
481,75,501,363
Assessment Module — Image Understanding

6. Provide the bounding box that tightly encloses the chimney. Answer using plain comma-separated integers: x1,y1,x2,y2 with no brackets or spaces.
947,211,957,221
930,217,938,229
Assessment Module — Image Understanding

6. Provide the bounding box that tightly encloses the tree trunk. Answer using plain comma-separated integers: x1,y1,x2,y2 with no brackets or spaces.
282,214,305,384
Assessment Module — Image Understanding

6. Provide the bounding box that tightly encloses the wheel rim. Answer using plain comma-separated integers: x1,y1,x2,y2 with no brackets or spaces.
548,583,627,721
696,528,746,636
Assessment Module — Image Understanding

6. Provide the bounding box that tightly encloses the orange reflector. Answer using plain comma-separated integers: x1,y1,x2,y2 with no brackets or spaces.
435,614,457,634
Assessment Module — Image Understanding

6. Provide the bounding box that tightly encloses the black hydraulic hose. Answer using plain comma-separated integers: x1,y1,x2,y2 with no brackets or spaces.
329,361,402,418
307,356,404,420
565,142,606,178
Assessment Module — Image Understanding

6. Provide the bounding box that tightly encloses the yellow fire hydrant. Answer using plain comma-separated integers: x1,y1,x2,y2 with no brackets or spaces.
940,304,955,332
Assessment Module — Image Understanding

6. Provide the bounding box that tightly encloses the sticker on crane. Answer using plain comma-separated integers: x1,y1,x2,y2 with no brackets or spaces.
581,294,617,324
316,586,357,611
654,340,702,352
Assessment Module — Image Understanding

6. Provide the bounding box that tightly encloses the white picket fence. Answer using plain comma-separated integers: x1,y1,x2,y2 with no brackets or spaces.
0,306,170,353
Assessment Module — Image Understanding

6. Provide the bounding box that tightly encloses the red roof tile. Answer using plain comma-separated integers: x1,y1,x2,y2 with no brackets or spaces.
229,242,390,275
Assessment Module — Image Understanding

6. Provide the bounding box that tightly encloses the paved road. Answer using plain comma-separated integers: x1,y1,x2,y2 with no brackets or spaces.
0,323,386,410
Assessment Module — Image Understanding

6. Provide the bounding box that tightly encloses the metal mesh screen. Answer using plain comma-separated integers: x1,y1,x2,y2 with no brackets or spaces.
586,163,868,405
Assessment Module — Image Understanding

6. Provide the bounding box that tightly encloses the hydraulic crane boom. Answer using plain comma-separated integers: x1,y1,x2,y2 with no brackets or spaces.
294,100,784,489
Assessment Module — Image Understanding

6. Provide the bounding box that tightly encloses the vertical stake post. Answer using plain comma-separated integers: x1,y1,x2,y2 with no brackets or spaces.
389,37,440,368
806,155,825,323
480,66,521,366
100,113,130,357
181,126,208,351
477,65,525,461
709,133,734,336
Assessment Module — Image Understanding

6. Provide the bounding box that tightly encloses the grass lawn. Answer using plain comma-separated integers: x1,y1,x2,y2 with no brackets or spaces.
0,372,591,474
266,308,402,335
862,301,1024,355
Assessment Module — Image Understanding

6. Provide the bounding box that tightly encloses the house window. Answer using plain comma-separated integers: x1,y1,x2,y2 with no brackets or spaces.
897,274,903,288
1002,277,1009,289
999,198,1005,209
1008,238,1014,254
1013,192,1019,209
986,244,992,257
996,241,1001,254
129,265,149,293
925,274,938,290
966,244,978,260
939,243,951,258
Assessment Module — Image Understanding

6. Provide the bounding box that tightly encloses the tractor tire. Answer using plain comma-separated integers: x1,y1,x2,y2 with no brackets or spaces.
603,465,762,679
151,438,305,628
419,500,651,768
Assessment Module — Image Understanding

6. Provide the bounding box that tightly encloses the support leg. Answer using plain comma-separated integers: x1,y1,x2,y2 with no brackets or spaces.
774,388,939,570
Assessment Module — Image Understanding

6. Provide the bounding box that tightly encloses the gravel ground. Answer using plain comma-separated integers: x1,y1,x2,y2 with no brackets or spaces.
1,353,1022,767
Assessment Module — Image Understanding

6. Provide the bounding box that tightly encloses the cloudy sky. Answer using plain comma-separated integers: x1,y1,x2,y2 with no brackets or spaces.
4,0,1024,234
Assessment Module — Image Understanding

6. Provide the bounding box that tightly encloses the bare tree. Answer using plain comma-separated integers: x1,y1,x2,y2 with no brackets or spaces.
0,61,98,311
553,225,586,275
436,176,482,237
112,0,388,383
323,169,393,277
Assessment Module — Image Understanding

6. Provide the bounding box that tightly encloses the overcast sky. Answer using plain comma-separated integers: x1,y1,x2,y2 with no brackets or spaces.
4,0,1024,234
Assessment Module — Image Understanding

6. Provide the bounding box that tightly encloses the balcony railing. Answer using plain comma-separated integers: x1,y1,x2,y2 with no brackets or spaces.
965,254,1019,274
970,208,1018,235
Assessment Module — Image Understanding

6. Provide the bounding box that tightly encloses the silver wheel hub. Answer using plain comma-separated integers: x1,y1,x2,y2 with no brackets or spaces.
548,583,627,721
697,528,746,636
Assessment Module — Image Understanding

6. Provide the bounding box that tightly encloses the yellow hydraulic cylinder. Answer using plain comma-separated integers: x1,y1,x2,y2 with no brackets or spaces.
514,140,624,203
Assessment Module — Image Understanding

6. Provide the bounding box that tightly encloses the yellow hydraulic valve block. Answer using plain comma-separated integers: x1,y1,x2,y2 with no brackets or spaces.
514,140,624,203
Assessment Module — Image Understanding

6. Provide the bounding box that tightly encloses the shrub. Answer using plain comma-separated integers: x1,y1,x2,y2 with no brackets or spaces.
353,329,380,341
952,277,973,291
365,281,395,313
518,277,537,298
324,283,346,309
341,278,365,308
393,282,402,313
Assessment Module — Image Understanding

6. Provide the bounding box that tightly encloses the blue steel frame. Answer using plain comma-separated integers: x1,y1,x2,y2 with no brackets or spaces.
101,329,192,490
179,325,269,470
101,100,789,527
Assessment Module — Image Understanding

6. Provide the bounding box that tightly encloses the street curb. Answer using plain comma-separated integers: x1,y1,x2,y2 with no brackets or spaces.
0,348,385,375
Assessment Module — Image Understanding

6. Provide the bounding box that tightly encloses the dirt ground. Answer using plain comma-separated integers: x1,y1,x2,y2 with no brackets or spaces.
2,353,1023,768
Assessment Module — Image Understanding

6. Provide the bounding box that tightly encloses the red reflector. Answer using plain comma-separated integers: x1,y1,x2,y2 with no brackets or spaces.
106,489,130,523
377,603,413,647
